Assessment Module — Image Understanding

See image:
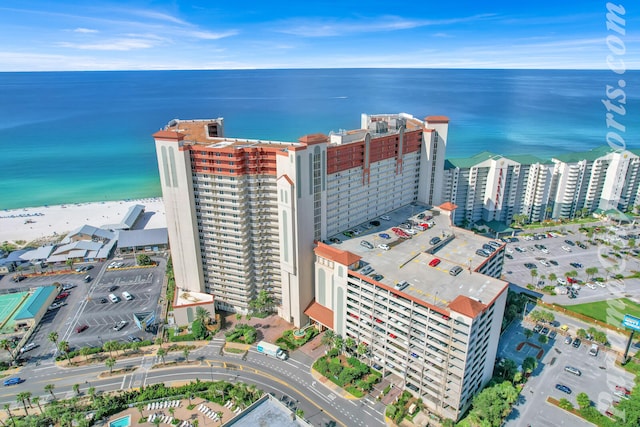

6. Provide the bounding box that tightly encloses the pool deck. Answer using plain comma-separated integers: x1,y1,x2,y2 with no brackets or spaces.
107,397,236,426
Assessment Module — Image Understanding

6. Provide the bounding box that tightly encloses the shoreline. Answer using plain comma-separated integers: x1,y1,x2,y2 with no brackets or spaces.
0,198,167,244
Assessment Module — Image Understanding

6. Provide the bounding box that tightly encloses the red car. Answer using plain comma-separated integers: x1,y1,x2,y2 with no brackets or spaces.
567,277,578,284
615,386,631,395
55,292,70,300
419,223,430,229
429,258,441,267
75,324,88,333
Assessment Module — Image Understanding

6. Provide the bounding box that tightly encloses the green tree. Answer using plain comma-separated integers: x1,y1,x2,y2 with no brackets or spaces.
558,398,573,410
593,331,608,344
79,346,92,362
357,342,368,358
344,337,356,354
104,340,119,358
72,384,80,396
88,387,96,400
538,335,548,344
48,331,59,348
105,357,116,374
249,289,274,315
585,267,598,280
576,392,590,409
65,259,74,270
16,392,29,415
136,254,153,266
32,396,41,414
195,306,211,325
321,330,335,350
3,403,15,427
522,357,537,374
530,269,538,286
157,347,167,365
524,329,533,341
58,341,71,363
549,272,558,283
0,339,16,365
44,384,56,399
183,348,190,362
576,328,587,339
497,359,518,380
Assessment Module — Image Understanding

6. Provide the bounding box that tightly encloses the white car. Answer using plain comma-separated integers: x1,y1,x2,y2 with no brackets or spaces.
557,278,568,286
597,281,606,288
404,229,417,235
378,244,390,251
380,215,391,221
540,248,549,254
561,245,572,252
505,247,514,254
540,260,550,267
586,282,597,290
113,320,127,331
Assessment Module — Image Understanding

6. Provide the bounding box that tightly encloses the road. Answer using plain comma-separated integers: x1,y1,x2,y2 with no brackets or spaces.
1,338,386,427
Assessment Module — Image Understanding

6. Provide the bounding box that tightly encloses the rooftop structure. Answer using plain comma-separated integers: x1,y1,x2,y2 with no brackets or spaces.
222,394,311,427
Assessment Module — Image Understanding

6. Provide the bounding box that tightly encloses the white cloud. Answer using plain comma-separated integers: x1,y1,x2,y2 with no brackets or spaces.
276,14,496,37
73,28,98,33
187,30,238,40
56,38,156,51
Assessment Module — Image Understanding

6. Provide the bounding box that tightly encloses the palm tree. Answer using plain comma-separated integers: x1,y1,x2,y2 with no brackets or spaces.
320,330,335,350
155,337,164,349
58,341,71,364
44,383,56,400
32,396,41,414
48,331,59,347
585,267,598,281
16,392,29,415
3,403,15,427
183,348,190,363
0,339,16,365
79,346,91,362
530,269,538,287
136,403,144,419
216,412,223,426
88,387,96,400
157,348,167,365
72,384,80,396
195,307,211,325
524,329,534,341
104,341,118,358
549,272,557,283
105,357,116,374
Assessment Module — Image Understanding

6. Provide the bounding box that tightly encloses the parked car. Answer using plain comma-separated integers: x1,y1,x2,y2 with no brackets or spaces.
476,249,489,257
75,324,89,333
20,343,38,354
55,292,70,300
615,386,631,395
555,384,572,394
533,324,542,333
564,366,581,376
505,254,513,259
109,285,119,292
113,320,127,331
378,233,390,239
524,263,537,269
570,262,583,268
549,260,558,266
369,220,381,227
540,327,549,335
360,240,374,249
572,338,581,348
564,239,575,246
378,244,390,251
430,237,441,245
548,331,557,339
429,258,441,267
564,336,572,345
380,215,391,221
562,245,572,252
449,266,463,276
557,278,568,286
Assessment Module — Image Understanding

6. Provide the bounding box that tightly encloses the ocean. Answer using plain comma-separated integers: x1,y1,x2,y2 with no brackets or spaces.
0,69,638,210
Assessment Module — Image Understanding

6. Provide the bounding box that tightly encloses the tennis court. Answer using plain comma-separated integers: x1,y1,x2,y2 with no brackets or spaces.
0,291,29,333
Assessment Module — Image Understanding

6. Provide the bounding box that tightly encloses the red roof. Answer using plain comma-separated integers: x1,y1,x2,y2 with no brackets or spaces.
448,295,485,318
314,242,361,266
298,133,329,145
153,130,185,140
304,301,334,329
439,201,458,211
425,115,450,123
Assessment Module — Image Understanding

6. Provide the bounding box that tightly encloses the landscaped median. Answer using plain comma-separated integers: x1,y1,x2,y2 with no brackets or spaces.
311,348,381,399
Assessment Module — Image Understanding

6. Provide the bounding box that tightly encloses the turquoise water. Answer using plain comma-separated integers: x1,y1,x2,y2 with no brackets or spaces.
0,69,638,209
108,415,131,427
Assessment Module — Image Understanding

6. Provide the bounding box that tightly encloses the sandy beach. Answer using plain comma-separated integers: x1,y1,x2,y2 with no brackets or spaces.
0,198,166,243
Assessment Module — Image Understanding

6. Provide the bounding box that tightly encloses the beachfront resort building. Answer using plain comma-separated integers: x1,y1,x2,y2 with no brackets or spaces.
442,146,640,229
153,113,447,327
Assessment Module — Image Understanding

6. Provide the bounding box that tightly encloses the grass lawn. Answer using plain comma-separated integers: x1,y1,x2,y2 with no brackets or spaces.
561,298,640,326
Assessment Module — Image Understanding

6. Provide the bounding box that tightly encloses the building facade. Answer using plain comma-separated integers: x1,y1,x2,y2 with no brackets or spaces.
443,146,640,227
153,113,447,326
307,206,508,421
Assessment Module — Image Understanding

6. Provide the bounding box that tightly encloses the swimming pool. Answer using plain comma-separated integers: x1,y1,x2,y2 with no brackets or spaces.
109,415,131,427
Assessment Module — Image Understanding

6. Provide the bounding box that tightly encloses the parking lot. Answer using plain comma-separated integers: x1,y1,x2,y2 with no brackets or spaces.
1,256,166,362
500,321,635,426
502,226,640,304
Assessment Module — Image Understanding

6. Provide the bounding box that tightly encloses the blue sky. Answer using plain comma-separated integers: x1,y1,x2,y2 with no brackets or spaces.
0,1,637,71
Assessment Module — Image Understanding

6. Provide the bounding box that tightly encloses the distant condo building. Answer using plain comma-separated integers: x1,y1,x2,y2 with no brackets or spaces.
443,146,640,229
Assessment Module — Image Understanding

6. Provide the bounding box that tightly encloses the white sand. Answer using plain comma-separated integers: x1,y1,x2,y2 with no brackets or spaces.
0,198,166,243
